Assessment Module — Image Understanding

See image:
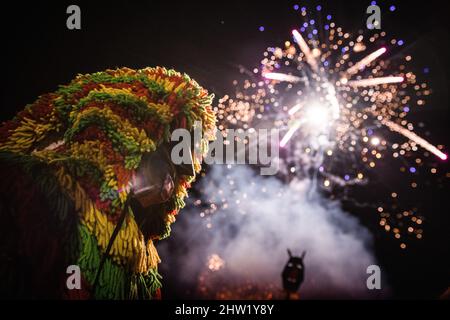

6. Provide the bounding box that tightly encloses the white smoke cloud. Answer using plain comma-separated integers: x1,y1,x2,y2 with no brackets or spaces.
159,165,388,299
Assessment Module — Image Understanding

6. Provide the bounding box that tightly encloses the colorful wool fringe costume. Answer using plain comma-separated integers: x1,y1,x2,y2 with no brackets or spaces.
0,67,216,299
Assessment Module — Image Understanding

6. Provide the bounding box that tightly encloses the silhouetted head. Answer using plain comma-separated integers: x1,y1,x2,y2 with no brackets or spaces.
282,249,306,293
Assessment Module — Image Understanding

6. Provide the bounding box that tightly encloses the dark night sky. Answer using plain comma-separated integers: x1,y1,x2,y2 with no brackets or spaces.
1,0,449,299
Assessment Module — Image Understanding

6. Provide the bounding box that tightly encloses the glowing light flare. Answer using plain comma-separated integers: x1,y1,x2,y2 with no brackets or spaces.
280,120,303,147
292,29,318,71
281,103,333,147
347,76,404,87
370,137,381,146
207,254,225,272
288,104,302,115
263,72,303,83
305,103,331,127
382,119,447,160
344,47,387,78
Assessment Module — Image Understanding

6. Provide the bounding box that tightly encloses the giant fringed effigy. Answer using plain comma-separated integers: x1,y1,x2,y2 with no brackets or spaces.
0,67,216,299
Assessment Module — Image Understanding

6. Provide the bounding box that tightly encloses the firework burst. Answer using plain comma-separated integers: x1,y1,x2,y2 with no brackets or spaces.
214,5,447,246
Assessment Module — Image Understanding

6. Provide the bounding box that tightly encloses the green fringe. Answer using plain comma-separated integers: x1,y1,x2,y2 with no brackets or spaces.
77,224,162,299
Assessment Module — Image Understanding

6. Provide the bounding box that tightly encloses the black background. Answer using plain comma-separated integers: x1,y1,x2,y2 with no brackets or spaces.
1,0,449,299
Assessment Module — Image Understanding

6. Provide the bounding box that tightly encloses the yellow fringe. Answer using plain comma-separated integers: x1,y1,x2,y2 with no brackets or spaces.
55,166,159,273
0,113,61,153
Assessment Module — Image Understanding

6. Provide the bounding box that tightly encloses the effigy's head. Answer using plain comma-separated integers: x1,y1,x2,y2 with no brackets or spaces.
0,67,216,281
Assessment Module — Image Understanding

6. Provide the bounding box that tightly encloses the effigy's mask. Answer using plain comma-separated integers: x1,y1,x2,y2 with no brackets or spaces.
131,141,195,208
129,140,196,239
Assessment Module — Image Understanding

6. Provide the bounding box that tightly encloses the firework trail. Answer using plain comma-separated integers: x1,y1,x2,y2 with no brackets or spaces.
382,119,447,160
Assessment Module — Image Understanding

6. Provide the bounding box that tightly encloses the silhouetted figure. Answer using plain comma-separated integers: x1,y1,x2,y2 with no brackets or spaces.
282,249,306,299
